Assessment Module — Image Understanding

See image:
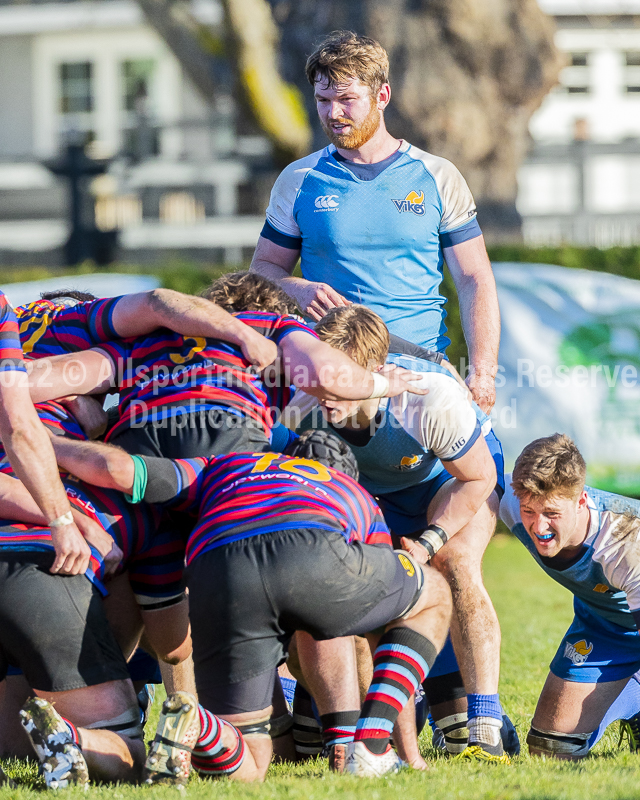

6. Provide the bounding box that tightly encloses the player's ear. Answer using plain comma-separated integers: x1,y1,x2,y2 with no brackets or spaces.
577,490,589,511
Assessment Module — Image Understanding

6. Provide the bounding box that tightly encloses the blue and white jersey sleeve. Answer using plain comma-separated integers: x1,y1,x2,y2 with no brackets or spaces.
264,148,328,247
591,509,640,614
386,371,480,461
498,481,522,534
410,149,480,247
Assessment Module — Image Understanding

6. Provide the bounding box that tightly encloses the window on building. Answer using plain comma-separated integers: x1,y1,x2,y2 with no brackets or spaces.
122,59,156,112
560,52,590,94
626,51,640,66
59,62,93,113
570,53,588,67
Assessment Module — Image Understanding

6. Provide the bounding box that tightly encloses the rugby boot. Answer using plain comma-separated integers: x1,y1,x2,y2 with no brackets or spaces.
137,683,156,728
453,745,511,764
327,742,348,773
0,767,15,788
344,741,406,777
144,691,200,786
20,698,89,790
501,714,521,757
619,714,640,752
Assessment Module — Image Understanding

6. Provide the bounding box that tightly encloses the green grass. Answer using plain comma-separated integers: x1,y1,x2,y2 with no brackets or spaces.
1,534,637,797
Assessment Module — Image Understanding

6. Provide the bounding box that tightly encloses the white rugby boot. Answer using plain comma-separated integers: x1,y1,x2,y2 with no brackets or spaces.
20,698,89,790
344,741,406,777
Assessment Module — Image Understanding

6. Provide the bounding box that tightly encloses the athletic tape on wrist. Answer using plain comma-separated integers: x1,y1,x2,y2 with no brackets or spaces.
368,372,390,399
48,511,74,528
418,525,449,560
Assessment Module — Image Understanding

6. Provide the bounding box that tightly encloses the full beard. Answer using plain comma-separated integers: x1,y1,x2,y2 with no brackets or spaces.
322,98,381,150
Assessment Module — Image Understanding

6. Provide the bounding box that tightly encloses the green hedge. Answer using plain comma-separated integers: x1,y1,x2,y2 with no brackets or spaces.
4,244,640,369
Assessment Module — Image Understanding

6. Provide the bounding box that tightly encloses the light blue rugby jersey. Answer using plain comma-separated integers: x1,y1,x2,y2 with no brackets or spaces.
501,481,640,630
293,355,484,496
262,141,481,352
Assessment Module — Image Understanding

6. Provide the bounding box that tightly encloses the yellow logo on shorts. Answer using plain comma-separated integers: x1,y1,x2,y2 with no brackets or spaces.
593,584,610,593
564,639,593,665
397,553,415,577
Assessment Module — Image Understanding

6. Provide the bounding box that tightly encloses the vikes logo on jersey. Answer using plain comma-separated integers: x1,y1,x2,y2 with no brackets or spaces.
392,190,425,216
396,454,424,470
314,195,339,211
564,639,593,665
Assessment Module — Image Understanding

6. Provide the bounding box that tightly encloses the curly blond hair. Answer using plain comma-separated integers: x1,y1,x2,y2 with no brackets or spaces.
202,272,300,316
305,31,390,95
512,433,587,500
314,306,389,369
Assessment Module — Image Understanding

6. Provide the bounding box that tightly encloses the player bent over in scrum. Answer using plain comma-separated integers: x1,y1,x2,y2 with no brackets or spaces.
47,429,452,780
501,434,640,759
284,306,512,761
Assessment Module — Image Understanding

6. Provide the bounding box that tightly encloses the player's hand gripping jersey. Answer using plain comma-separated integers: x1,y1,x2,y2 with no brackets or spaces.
501,482,640,630
0,291,27,373
0,403,185,605
101,311,316,440
16,297,121,358
263,143,481,351
128,451,392,564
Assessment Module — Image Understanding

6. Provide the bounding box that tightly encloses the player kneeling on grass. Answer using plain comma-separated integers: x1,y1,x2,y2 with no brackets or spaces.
47,429,452,780
501,433,640,759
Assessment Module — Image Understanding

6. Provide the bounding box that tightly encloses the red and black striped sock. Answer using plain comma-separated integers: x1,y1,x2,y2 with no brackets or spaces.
61,717,80,745
191,705,245,777
320,711,360,748
354,628,437,755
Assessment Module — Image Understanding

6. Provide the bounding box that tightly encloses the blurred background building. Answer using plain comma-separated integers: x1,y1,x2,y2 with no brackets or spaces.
521,0,640,246
1,0,639,262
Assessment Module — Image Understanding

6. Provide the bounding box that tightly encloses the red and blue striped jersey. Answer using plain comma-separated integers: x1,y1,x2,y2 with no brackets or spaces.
0,404,185,605
0,291,26,373
102,311,316,439
143,451,392,564
16,297,120,358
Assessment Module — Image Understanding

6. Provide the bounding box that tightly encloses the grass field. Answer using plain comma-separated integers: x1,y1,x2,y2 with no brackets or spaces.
2,533,639,799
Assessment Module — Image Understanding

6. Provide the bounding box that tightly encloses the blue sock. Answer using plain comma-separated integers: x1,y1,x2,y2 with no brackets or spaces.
588,676,640,749
467,693,502,721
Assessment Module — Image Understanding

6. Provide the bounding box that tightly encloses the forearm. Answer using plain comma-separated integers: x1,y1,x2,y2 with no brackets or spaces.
27,350,116,403
455,273,500,374
122,289,262,348
1,414,73,523
251,260,311,297
427,475,494,538
282,339,375,400
50,437,134,493
0,473,45,523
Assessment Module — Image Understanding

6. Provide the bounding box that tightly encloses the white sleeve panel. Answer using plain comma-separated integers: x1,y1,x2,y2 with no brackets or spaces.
409,146,477,233
499,480,522,533
594,512,640,611
265,149,327,239
388,372,478,461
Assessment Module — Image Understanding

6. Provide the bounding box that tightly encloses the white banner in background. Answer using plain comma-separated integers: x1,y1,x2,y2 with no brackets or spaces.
490,262,640,494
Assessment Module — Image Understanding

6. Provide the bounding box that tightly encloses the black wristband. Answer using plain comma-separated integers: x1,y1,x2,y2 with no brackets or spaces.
417,524,449,559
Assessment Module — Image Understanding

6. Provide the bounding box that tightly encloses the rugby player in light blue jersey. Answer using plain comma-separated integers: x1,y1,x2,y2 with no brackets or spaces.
500,434,640,759
283,305,511,763
250,30,499,413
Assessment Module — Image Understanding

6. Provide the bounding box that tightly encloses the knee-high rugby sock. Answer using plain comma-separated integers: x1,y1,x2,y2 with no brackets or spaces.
354,628,437,755
588,677,640,750
191,705,245,776
320,711,360,748
467,694,503,752
292,685,323,757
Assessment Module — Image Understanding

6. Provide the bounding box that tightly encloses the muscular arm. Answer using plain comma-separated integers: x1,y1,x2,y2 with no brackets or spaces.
280,332,425,400
444,235,500,413
0,375,91,574
426,437,496,537
111,289,277,370
250,236,349,321
27,350,117,404
48,436,135,494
